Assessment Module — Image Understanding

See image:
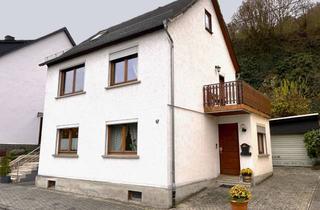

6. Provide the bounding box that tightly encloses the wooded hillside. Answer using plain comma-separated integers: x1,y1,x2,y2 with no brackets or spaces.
228,0,320,117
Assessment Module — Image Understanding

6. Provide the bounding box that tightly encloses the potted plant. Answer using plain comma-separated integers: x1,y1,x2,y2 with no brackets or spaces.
0,154,11,183
229,184,252,210
240,168,253,183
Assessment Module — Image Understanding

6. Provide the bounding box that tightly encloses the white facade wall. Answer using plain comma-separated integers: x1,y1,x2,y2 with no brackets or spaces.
168,0,237,185
38,32,172,188
217,113,273,177
0,32,73,145
38,0,272,195
169,0,236,112
217,114,253,171
251,114,273,176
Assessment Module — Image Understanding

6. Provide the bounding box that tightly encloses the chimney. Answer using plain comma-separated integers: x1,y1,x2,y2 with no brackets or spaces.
4,35,15,41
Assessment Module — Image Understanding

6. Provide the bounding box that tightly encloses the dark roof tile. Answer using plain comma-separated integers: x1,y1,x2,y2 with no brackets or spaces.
41,0,240,73
0,27,75,58
41,0,197,66
0,40,33,57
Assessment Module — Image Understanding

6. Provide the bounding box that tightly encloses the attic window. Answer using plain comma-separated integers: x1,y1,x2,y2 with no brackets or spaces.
91,30,107,41
205,10,213,34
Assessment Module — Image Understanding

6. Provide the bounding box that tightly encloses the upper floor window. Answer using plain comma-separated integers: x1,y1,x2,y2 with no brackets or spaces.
107,123,138,155
59,64,85,96
205,10,213,34
257,126,267,155
57,127,79,154
110,54,138,86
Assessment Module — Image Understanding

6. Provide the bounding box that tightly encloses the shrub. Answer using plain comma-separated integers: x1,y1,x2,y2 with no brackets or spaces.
304,129,320,159
8,148,27,161
240,168,253,176
229,185,252,203
9,149,26,157
0,154,11,177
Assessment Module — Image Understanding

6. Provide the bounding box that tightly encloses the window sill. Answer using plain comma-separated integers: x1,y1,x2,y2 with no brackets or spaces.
55,91,86,99
102,155,139,159
258,154,270,158
105,81,141,90
52,154,79,158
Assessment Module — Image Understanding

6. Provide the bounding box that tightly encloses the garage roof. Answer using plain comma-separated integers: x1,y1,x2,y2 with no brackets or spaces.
270,113,320,135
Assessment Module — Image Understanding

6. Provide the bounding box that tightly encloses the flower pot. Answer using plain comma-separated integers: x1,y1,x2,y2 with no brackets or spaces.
242,175,252,183
0,176,11,183
230,200,249,210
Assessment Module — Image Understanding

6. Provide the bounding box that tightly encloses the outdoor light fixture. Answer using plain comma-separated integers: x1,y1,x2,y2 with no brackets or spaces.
215,65,221,73
241,124,247,132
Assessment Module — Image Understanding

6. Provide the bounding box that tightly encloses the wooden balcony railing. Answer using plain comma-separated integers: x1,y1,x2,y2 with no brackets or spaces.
203,80,271,117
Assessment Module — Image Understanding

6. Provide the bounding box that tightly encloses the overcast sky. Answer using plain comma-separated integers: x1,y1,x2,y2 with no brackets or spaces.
0,0,317,44
0,0,243,43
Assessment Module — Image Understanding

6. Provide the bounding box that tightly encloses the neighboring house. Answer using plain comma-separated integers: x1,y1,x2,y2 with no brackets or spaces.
270,113,320,167
36,0,273,208
0,28,75,153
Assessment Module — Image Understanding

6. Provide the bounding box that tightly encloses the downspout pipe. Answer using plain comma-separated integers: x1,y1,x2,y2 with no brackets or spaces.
163,19,176,208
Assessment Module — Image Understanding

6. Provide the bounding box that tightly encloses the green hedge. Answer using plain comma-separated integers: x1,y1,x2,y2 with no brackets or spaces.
304,129,320,159
0,154,11,176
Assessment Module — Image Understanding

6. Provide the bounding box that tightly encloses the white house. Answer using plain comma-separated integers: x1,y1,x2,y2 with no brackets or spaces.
0,28,75,152
36,0,273,208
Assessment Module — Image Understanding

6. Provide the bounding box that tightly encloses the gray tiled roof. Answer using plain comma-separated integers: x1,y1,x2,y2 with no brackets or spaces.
41,0,198,66
0,40,33,57
0,28,75,59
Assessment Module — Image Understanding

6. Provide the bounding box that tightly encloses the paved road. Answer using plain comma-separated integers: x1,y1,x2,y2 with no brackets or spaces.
177,167,320,210
0,167,319,210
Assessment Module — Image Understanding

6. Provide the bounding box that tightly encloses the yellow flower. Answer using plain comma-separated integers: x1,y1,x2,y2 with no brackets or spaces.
229,185,252,202
240,168,253,176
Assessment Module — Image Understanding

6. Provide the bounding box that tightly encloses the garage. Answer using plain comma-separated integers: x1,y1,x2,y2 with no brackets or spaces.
270,113,319,167
271,134,313,166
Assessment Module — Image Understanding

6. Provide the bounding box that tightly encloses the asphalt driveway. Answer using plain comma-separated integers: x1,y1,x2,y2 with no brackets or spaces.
0,167,319,210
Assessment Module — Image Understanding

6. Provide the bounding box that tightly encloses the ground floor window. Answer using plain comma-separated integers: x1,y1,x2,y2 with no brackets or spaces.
107,123,137,155
58,128,78,154
257,126,267,155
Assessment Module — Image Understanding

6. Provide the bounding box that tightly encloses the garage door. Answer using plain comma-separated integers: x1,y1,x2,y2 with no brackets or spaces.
271,135,313,166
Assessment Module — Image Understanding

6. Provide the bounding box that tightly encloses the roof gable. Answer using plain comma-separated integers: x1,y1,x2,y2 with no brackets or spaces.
41,0,239,73
0,27,75,59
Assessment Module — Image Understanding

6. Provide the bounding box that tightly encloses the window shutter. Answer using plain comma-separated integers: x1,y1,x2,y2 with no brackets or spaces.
257,126,266,134
109,46,138,61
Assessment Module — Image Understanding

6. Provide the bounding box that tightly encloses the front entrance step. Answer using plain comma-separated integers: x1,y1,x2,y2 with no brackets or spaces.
216,175,252,188
9,162,39,183
10,169,38,183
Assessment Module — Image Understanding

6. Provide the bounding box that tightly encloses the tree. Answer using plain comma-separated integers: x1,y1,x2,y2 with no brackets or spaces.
271,79,311,117
229,1,320,115
230,0,312,39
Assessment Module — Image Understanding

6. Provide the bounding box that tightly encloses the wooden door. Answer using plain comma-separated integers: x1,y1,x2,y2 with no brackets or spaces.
219,123,240,175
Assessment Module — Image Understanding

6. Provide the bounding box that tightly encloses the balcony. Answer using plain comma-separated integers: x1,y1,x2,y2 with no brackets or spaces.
203,80,271,118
